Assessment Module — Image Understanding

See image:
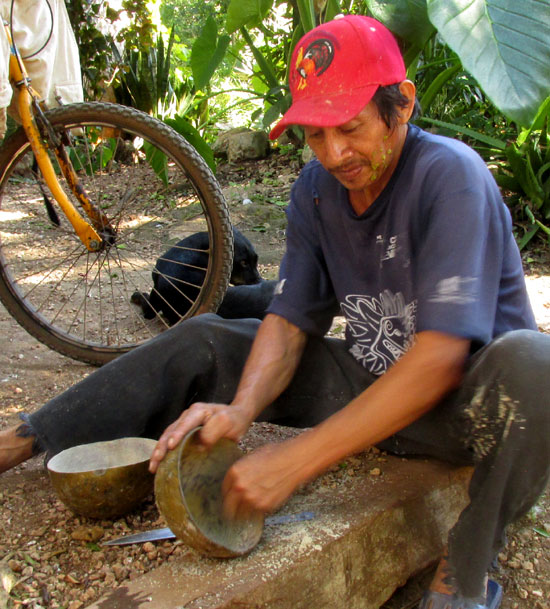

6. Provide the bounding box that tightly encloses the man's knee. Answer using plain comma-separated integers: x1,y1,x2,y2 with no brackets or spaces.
470,330,550,433
476,329,550,378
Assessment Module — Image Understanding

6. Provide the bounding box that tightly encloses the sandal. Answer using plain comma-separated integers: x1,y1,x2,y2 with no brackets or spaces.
418,579,502,609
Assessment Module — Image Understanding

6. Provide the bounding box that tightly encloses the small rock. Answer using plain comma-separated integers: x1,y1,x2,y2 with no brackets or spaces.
518,588,528,599
104,572,116,585
369,467,382,476
507,559,520,569
82,587,96,602
112,563,128,581
142,542,155,553
68,601,84,609
71,526,104,543
8,559,22,573
522,560,534,571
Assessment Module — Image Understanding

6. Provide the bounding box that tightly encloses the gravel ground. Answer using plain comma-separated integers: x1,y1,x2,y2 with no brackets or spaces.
1,153,549,608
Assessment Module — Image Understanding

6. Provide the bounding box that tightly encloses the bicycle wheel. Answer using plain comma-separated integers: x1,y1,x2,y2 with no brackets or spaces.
0,102,233,365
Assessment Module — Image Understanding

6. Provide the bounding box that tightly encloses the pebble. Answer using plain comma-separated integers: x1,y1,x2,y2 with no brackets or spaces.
71,525,104,542
369,467,382,476
8,559,22,573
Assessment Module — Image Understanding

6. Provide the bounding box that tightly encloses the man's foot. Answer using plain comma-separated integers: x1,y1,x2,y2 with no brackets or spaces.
0,424,36,473
419,553,502,609
418,580,502,609
428,551,457,596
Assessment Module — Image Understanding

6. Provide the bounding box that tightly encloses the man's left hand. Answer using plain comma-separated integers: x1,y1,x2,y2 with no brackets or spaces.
222,440,309,520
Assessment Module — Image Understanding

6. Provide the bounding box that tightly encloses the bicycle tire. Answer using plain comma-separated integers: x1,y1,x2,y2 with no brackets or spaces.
0,102,233,365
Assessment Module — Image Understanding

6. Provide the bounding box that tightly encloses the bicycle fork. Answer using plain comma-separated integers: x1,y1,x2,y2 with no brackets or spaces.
6,23,112,252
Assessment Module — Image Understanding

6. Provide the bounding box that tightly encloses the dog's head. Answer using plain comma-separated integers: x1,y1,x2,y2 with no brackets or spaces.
231,228,262,285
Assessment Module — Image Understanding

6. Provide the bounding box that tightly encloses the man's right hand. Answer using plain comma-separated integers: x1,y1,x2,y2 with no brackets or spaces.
148,402,251,473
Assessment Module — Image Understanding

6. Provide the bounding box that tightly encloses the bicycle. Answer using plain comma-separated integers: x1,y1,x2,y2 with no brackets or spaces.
0,7,234,366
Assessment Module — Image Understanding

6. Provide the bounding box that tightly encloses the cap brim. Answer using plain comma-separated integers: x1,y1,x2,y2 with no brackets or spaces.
269,85,379,140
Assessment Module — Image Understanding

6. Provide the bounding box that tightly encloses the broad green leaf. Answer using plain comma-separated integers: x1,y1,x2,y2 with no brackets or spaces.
366,0,435,47
191,16,230,92
427,0,550,127
226,0,274,35
164,116,216,172
143,142,169,186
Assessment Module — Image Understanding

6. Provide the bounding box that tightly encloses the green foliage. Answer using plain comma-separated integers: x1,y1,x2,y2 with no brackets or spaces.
191,16,231,91
427,0,550,128
160,0,229,40
112,27,175,116
221,0,342,139
365,0,550,128
66,0,155,99
65,0,115,98
366,0,435,69
226,0,274,34
497,100,550,249
164,115,217,171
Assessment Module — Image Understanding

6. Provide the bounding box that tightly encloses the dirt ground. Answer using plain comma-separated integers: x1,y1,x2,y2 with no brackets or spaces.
1,151,550,609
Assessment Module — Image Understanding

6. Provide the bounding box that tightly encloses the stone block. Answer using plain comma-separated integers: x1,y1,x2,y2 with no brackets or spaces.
88,430,472,609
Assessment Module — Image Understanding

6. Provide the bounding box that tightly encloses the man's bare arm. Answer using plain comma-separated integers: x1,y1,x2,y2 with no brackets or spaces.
149,314,306,472
222,330,470,516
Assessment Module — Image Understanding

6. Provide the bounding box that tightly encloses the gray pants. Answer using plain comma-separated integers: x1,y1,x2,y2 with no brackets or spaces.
26,315,550,600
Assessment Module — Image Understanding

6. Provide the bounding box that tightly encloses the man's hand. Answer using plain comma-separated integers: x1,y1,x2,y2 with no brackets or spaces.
149,402,251,473
222,439,310,520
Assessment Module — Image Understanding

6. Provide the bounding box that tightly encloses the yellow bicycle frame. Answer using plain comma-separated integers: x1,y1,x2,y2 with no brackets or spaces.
5,22,103,251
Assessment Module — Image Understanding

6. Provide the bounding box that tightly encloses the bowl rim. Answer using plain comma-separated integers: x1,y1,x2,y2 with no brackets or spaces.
47,437,157,474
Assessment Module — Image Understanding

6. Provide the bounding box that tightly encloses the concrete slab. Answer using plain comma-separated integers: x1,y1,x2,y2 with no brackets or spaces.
89,426,472,609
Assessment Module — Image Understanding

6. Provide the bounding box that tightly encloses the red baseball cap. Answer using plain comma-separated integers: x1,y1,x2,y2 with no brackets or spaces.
269,15,406,140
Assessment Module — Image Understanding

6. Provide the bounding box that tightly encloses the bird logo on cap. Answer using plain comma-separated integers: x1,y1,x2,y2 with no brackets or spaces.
295,38,335,90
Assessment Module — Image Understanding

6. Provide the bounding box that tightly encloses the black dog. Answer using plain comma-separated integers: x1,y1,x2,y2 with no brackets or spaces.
217,280,277,320
132,228,267,325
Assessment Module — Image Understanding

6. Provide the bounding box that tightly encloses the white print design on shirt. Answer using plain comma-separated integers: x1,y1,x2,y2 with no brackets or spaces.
428,276,477,304
341,290,417,375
